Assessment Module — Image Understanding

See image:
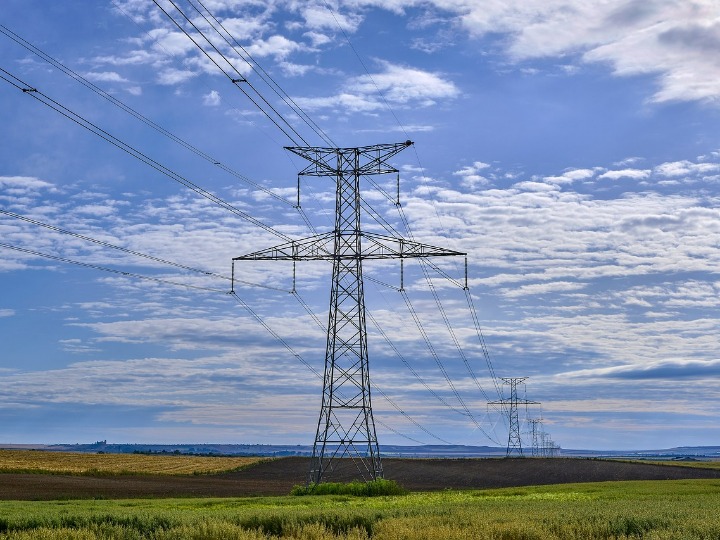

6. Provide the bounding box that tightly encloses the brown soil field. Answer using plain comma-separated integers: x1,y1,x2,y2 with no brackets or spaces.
3,457,720,500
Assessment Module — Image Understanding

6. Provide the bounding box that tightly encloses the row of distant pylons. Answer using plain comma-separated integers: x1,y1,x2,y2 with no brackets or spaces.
490,377,561,458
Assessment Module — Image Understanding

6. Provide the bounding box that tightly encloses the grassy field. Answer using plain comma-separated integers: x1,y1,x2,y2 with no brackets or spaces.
0,450,265,476
1,479,720,539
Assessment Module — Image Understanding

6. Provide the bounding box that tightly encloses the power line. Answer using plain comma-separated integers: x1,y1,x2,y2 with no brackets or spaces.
150,1,497,425
400,288,501,445
320,0,410,141
187,0,335,147
333,5,507,405
152,0,311,147
0,19,324,240
0,67,291,242
364,308,473,420
0,208,287,293
0,241,224,293
1,59,441,449
2,7,500,452
1,229,436,445
418,260,493,405
0,23,294,209
380,155,505,407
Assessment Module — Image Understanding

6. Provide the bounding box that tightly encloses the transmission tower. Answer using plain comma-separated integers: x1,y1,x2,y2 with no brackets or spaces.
488,377,539,457
232,141,464,484
527,418,542,457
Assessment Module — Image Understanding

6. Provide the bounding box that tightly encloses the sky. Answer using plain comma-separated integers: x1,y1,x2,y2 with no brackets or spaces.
1,0,720,451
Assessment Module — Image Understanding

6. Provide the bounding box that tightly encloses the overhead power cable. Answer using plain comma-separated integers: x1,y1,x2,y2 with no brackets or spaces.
0,67,291,242
1,233,434,444
0,22,325,241
187,0,336,147
321,0,409,141
401,289,502,445
364,308,473,421
1,64,434,447
464,289,504,399
379,153,504,406
419,259,495,407
0,208,287,293
152,0,310,147
229,290,321,378
0,24,294,209
0,241,224,293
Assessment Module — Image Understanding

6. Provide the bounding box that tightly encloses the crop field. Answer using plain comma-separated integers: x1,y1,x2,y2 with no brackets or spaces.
3,453,720,538
1,479,720,539
0,450,265,476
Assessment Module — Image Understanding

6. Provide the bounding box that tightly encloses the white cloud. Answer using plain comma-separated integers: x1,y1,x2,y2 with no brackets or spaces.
73,204,117,217
304,31,333,47
203,90,221,106
212,16,271,41
245,35,304,59
0,176,55,196
83,71,129,83
561,358,720,381
501,281,586,298
453,161,491,188
295,61,459,113
279,62,314,76
544,168,595,185
349,61,459,105
413,0,720,104
148,28,198,56
157,68,198,85
300,5,361,32
0,309,15,318
654,160,720,178
598,168,651,180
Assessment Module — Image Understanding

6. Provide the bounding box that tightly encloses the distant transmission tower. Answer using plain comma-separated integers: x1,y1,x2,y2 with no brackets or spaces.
527,418,542,457
233,141,464,484
488,377,539,457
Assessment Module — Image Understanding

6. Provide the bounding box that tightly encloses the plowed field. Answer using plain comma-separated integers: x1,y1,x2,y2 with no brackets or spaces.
3,457,720,500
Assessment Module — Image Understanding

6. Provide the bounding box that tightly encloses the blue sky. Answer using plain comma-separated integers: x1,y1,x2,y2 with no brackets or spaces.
1,0,720,451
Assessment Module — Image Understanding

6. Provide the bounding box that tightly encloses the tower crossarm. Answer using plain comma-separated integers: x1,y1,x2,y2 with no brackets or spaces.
360,233,465,259
233,231,465,262
287,141,413,177
488,399,541,406
233,233,335,261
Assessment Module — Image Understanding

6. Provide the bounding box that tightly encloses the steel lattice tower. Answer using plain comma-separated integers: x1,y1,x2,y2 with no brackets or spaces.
527,418,542,457
488,377,539,457
233,141,464,484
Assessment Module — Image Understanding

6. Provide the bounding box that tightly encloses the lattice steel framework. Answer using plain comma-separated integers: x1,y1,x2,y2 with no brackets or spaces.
233,141,465,484
488,377,539,457
527,418,542,457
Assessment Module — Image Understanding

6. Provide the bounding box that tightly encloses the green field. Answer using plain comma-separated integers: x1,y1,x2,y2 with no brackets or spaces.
1,479,720,539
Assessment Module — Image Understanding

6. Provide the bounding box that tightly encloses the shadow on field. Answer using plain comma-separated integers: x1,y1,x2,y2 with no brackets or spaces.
2,457,720,500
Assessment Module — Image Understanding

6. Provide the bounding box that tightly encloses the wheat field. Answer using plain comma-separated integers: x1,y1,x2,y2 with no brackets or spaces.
0,449,265,475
